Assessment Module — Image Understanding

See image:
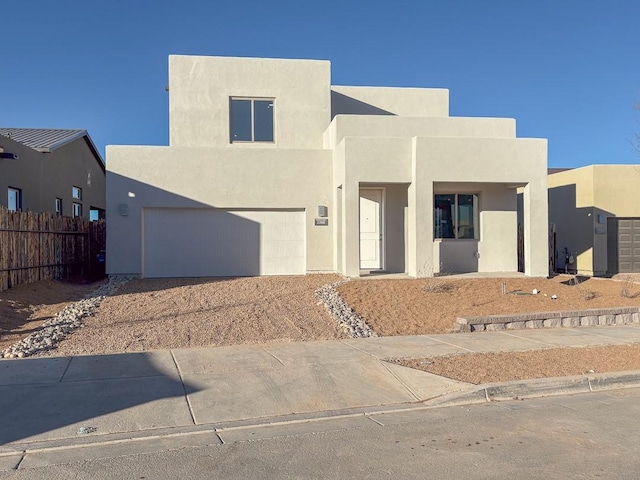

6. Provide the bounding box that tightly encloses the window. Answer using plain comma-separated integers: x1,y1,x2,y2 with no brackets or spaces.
55,198,63,215
230,98,274,143
434,194,478,239
8,187,22,211
72,202,82,218
72,186,82,200
89,207,104,221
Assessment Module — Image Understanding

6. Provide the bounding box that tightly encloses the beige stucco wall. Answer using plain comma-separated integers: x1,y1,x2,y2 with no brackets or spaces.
0,135,105,218
324,115,516,149
331,86,449,118
414,137,548,277
548,165,640,276
169,55,331,149
107,145,333,275
433,183,518,274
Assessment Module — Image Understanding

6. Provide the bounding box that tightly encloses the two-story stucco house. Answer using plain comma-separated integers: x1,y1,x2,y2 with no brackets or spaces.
106,55,549,278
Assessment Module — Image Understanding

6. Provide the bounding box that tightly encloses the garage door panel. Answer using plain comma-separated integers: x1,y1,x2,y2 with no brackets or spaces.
260,258,304,275
611,217,640,274
143,208,305,277
261,223,306,241
263,240,306,258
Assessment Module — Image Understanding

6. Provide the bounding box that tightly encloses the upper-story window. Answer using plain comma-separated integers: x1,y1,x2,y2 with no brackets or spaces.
72,186,82,200
230,98,274,143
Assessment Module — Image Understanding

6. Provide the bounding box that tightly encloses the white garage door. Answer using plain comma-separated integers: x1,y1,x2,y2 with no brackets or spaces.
143,208,306,277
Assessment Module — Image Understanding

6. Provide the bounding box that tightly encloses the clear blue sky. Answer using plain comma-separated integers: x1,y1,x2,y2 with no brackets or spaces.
2,0,639,168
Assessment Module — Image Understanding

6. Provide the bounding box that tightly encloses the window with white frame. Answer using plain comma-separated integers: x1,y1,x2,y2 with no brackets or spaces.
55,198,63,215
72,186,82,200
72,202,82,218
230,98,274,143
8,187,22,211
434,194,478,239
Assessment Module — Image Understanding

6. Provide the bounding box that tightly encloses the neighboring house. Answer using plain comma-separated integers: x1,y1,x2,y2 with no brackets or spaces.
106,55,549,278
548,165,640,276
0,128,106,220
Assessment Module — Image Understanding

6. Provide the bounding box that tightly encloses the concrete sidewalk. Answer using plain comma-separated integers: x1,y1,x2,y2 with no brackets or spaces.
3,325,640,469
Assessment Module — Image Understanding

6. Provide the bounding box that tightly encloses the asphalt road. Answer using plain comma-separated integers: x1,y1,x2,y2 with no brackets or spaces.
7,388,640,479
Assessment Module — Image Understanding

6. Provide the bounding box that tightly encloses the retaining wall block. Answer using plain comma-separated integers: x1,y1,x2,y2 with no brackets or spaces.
620,313,634,324
615,314,627,325
525,320,544,329
486,323,505,331
599,315,615,326
632,313,640,324
506,321,526,330
543,318,561,328
470,324,485,332
562,317,580,328
580,316,598,327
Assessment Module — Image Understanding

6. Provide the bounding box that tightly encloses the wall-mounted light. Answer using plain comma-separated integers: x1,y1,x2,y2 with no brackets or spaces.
0,152,19,159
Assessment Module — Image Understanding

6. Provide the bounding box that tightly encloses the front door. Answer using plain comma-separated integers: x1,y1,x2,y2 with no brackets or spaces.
359,188,383,270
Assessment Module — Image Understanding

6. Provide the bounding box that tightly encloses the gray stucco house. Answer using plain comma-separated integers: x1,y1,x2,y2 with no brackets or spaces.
0,128,105,219
107,55,549,278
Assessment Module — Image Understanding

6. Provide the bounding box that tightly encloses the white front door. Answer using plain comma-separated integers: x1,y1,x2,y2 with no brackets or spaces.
359,188,383,270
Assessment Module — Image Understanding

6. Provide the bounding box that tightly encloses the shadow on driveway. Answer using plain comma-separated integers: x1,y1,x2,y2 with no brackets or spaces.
0,351,199,445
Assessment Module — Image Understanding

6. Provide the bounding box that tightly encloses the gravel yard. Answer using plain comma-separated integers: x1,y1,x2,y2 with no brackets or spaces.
38,275,346,356
2,273,640,384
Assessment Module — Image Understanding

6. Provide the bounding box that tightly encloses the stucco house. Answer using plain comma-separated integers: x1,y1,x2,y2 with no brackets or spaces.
106,55,548,278
0,128,105,220
549,165,640,276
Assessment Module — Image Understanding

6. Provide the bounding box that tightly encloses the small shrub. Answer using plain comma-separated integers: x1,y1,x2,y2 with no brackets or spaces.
422,280,453,294
582,290,597,301
419,260,453,293
620,275,637,298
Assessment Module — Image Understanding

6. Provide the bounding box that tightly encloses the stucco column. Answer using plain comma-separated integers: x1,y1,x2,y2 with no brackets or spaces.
342,180,361,277
407,139,434,277
523,180,549,277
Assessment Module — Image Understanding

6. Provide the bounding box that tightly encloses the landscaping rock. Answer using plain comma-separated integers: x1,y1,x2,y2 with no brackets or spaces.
0,276,135,359
315,280,377,338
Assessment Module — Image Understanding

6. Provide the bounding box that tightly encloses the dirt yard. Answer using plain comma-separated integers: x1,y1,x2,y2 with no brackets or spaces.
38,275,346,356
0,280,105,351
398,344,640,385
337,274,640,335
2,273,640,384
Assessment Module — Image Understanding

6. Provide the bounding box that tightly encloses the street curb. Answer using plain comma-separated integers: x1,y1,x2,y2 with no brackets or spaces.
424,369,640,407
4,371,640,470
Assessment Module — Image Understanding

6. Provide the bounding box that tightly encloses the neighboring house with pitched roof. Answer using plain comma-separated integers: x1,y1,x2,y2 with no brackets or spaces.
107,55,548,278
0,128,105,219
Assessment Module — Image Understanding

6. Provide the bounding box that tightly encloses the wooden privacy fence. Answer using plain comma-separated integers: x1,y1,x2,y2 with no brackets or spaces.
0,206,106,292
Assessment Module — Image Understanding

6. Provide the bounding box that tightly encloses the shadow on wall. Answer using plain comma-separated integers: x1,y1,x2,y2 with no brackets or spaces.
330,91,395,119
107,172,262,280
547,184,613,274
0,352,199,445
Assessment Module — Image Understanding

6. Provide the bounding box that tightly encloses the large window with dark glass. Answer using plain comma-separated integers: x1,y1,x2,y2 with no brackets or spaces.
230,98,274,143
434,193,478,239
